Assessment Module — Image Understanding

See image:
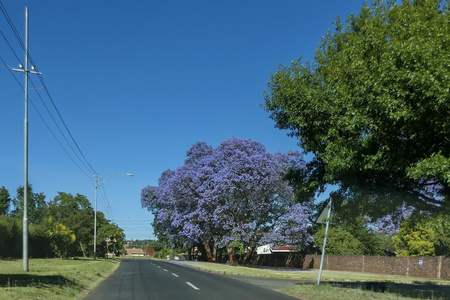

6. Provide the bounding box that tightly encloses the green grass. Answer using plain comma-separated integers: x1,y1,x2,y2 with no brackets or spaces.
178,261,448,284
173,261,450,300
0,258,120,300
282,284,414,300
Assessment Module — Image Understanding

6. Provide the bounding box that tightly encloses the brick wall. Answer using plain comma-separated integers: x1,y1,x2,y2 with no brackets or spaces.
363,256,407,276
255,254,449,280
303,255,449,280
441,256,450,280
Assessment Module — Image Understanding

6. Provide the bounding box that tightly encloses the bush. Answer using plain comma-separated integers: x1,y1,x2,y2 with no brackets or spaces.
29,223,53,258
313,227,365,255
0,216,21,258
0,215,54,258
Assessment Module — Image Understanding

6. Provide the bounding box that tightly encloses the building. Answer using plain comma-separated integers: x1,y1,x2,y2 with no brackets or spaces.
125,247,145,257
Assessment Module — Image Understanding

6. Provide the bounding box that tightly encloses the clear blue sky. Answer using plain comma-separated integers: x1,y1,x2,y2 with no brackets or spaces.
1,0,365,240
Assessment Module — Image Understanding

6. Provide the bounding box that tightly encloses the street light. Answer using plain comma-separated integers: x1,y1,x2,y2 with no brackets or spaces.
93,173,133,259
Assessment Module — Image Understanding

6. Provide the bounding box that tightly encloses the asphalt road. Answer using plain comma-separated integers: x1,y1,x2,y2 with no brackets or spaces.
82,259,299,300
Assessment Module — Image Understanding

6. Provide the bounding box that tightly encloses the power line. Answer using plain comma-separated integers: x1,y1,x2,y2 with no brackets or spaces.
29,76,97,176
0,1,24,51
1,54,94,178
28,99,93,178
0,29,21,63
0,1,98,177
35,75,98,175
98,183,114,221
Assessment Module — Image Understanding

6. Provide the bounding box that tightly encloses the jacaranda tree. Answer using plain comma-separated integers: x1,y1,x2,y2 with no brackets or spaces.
141,138,312,264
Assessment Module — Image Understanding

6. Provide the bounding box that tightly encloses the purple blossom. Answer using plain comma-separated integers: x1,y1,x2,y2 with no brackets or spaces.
367,205,414,235
260,203,313,247
141,138,313,256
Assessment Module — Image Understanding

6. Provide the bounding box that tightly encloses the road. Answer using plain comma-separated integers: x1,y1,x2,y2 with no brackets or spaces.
82,258,299,300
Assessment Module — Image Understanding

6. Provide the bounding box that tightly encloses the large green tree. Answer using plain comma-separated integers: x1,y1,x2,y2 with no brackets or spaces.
264,0,449,217
47,192,95,257
47,192,126,258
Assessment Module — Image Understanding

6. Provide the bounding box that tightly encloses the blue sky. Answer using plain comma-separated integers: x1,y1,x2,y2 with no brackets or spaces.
1,0,365,240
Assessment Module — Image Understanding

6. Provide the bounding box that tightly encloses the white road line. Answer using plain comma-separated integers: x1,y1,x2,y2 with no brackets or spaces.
172,273,179,277
163,269,168,271
186,282,200,290
157,266,161,268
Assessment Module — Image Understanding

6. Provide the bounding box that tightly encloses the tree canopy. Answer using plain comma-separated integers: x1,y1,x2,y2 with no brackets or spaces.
264,0,449,217
47,192,125,258
392,211,450,256
141,138,312,264
0,186,11,215
47,192,95,257
11,185,47,224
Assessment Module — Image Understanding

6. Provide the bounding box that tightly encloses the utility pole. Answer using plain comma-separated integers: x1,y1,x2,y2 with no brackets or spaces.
93,175,99,260
12,7,42,272
93,173,133,260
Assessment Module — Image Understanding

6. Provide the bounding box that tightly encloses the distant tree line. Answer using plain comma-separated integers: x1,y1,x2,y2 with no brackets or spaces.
0,185,125,259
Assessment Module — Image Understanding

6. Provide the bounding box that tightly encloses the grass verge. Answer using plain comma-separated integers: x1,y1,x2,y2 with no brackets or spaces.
0,258,120,300
173,261,450,300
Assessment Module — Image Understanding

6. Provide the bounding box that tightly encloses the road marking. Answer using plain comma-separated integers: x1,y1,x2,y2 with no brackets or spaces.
157,266,161,268
186,282,200,290
163,269,168,271
172,273,179,277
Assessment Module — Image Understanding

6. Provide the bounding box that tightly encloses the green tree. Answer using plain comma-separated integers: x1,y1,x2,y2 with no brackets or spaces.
97,219,125,257
393,227,435,257
46,217,77,259
393,212,450,256
144,240,165,252
11,185,47,224
334,214,394,255
425,213,450,256
313,226,365,255
47,192,95,257
0,186,11,215
264,0,449,217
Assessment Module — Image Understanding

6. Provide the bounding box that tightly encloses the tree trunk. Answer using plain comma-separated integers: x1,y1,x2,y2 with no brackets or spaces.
79,241,87,257
204,242,214,262
187,246,192,261
242,246,254,265
212,245,217,262
227,247,239,265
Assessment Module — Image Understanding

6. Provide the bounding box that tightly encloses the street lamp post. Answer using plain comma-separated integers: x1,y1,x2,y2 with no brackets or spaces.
93,173,133,260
